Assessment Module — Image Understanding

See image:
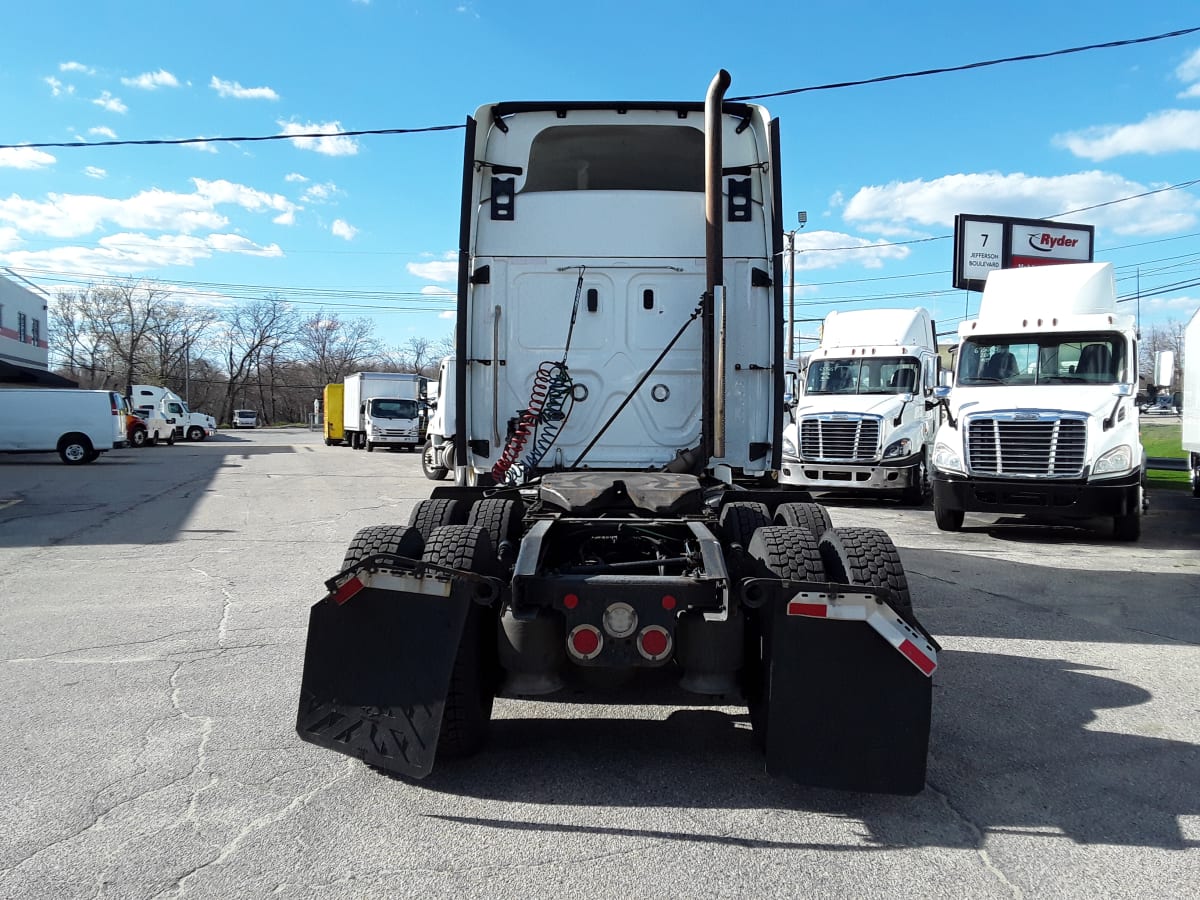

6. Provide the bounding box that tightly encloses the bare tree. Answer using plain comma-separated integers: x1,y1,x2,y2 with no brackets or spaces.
219,298,299,425
1139,319,1186,388
296,310,382,385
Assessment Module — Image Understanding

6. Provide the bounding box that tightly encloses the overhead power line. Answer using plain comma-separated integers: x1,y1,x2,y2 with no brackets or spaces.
2,25,1196,151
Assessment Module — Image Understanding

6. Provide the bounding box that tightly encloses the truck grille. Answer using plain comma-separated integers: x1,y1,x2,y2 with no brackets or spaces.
798,416,881,462
965,414,1087,477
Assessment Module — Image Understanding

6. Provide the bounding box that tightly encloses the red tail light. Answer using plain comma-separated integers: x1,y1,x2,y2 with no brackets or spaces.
637,626,671,661
567,624,602,660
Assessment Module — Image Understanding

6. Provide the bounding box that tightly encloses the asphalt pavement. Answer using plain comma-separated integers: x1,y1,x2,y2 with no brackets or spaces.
0,428,1196,899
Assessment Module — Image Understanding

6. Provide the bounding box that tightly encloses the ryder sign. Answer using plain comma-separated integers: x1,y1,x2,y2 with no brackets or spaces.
953,214,1094,292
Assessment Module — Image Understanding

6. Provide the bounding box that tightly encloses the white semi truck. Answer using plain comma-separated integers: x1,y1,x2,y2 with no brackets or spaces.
931,261,1147,539
129,384,216,442
342,371,427,452
1184,307,1199,497
780,308,940,504
421,355,455,479
296,72,940,795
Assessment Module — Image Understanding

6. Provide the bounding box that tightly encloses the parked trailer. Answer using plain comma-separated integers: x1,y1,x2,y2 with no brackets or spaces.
323,383,345,446
296,72,939,794
0,388,128,463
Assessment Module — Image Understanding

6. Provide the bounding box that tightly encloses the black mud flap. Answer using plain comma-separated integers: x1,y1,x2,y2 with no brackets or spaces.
763,590,935,795
296,564,474,779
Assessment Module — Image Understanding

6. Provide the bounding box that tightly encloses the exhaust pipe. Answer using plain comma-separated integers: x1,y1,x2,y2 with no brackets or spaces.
702,69,730,465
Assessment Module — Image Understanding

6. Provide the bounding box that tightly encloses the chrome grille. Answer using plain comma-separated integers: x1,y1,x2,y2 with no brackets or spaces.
798,416,881,462
965,414,1087,477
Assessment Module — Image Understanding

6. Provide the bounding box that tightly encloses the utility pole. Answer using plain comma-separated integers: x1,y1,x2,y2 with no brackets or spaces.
786,211,808,360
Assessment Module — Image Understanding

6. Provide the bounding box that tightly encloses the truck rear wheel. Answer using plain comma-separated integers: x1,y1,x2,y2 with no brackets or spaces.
422,439,449,480
58,434,94,465
422,525,499,759
340,524,425,570
818,527,913,619
466,498,523,559
773,501,831,539
719,501,772,549
409,497,472,543
744,525,825,746
933,497,964,532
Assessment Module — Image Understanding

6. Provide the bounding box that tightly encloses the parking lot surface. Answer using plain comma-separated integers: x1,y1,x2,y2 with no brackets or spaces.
1,428,1197,898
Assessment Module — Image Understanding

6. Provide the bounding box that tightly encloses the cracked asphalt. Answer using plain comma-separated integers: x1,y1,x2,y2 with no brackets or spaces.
0,428,1197,899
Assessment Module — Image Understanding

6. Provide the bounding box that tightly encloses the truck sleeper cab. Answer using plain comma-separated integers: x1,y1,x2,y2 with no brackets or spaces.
296,73,939,796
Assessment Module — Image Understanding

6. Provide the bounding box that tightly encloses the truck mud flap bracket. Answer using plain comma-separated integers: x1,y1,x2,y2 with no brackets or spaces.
748,580,939,795
296,557,502,779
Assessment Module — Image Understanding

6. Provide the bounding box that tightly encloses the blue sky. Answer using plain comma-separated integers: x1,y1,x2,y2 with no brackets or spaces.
1,1,1198,355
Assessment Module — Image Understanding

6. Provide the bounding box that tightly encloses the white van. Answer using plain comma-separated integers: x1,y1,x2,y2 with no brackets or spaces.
233,409,258,428
0,388,128,464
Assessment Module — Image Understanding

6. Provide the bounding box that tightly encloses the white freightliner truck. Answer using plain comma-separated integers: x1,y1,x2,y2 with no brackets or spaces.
342,371,427,452
421,355,455,480
129,384,216,442
931,261,1147,539
1184,308,1200,497
296,72,940,794
780,308,940,504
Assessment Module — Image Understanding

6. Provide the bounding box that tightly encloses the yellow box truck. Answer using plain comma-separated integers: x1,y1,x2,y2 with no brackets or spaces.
323,383,344,446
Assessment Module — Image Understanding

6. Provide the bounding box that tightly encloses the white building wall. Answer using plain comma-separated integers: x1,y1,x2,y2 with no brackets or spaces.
0,268,51,369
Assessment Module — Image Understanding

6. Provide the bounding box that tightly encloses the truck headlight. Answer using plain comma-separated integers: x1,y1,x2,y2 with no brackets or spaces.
1093,444,1133,475
782,434,797,458
371,426,383,435
932,441,964,474
883,437,912,459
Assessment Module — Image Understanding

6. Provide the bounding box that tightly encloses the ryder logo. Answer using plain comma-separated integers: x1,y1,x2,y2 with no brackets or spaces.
1027,232,1080,252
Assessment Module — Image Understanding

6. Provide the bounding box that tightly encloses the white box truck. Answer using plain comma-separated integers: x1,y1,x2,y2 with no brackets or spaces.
0,388,128,464
129,385,216,442
931,261,1147,539
1183,308,1199,497
342,372,427,452
780,308,941,504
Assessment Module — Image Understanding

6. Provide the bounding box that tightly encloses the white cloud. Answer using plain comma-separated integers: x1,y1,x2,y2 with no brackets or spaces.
285,172,308,183
278,120,359,156
210,76,279,100
786,230,911,272
273,209,296,226
59,61,94,75
45,77,64,97
1054,110,1200,160
438,310,456,319
121,69,179,90
1176,48,1200,85
0,178,299,240
84,166,106,179
0,226,21,251
188,139,219,154
408,253,457,283
92,91,128,114
0,147,56,170
302,182,340,202
331,219,358,240
0,231,282,277
841,171,1200,238
88,126,117,139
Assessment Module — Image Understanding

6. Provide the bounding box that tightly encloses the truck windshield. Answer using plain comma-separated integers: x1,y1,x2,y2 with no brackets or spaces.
805,357,920,395
957,332,1125,385
370,399,418,420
